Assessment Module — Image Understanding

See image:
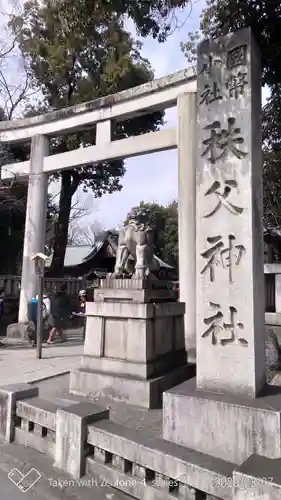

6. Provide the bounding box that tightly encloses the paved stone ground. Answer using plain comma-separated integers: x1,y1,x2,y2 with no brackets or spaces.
0,327,163,437
0,329,84,385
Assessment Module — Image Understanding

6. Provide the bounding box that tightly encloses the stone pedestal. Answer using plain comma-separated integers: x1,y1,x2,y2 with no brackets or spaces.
70,278,194,408
163,378,281,465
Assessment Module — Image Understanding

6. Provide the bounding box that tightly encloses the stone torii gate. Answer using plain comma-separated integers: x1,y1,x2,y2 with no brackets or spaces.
0,68,197,360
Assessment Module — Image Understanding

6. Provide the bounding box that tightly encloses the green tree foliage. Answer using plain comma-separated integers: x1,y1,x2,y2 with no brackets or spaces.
125,200,178,269
0,180,26,274
0,118,28,273
0,176,57,274
90,0,191,42
0,97,60,271
181,0,281,230
161,200,178,269
9,0,189,274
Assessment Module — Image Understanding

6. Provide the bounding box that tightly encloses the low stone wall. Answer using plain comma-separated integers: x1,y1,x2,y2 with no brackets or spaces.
14,397,57,458
86,419,233,499
0,383,280,499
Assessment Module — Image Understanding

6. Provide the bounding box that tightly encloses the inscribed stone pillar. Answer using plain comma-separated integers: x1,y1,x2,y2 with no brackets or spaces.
18,135,49,323
177,93,197,363
196,28,266,397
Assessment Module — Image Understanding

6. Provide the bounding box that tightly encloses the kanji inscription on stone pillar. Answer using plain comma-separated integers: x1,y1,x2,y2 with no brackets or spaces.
196,28,266,397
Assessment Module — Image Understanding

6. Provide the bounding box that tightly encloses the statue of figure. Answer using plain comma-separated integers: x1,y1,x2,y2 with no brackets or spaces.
111,207,160,279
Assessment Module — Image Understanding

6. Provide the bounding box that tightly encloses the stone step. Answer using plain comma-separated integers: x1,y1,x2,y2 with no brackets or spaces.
70,364,195,409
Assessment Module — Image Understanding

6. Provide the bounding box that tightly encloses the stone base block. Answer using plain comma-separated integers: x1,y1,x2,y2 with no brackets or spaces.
163,378,281,465
81,350,187,379
6,322,30,339
84,301,186,373
94,286,176,303
70,364,195,409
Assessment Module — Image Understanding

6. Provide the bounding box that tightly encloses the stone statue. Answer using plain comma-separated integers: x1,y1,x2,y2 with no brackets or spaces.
111,207,160,279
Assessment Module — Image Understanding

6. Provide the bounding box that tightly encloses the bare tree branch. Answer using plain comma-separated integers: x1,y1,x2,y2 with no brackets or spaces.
67,193,102,245
0,0,36,119
68,221,104,246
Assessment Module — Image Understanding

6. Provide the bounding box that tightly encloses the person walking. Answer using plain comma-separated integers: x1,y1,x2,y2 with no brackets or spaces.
47,284,72,344
27,292,51,348
72,289,87,340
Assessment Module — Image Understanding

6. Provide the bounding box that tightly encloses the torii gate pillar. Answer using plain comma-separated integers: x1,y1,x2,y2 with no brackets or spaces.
177,93,197,362
18,135,49,323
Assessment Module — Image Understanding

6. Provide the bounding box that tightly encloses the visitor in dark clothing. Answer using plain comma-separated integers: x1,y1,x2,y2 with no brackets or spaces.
47,284,72,344
72,289,87,340
27,293,51,347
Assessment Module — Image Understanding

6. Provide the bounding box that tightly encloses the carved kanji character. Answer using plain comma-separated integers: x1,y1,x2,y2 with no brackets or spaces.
201,117,247,164
226,71,248,99
202,302,248,346
203,180,243,218
199,54,222,76
200,234,245,283
227,45,247,70
200,81,223,105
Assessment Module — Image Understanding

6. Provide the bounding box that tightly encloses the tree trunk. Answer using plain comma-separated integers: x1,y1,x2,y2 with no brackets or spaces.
50,171,79,275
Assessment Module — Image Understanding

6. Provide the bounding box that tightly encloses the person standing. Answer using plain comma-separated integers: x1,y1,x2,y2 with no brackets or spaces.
47,284,71,344
77,289,87,316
